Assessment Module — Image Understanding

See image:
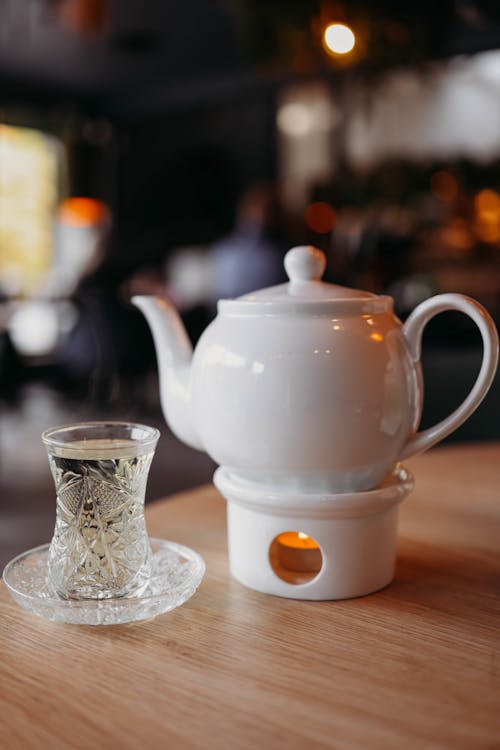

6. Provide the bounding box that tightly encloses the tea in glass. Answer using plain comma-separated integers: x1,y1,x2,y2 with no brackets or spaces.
42,422,159,600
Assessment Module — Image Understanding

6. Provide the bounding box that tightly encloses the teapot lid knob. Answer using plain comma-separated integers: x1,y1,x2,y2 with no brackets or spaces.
284,246,326,283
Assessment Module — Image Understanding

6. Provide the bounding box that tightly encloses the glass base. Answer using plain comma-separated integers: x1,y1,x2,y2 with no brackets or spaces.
2,538,205,626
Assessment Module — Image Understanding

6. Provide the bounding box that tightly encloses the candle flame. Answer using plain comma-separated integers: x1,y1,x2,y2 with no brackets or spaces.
276,531,319,550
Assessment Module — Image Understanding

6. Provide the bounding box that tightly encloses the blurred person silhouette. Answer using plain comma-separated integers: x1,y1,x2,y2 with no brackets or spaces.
56,201,155,404
60,260,155,404
209,183,288,304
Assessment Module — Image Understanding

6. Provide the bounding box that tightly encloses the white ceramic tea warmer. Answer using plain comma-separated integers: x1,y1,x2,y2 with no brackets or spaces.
134,245,498,600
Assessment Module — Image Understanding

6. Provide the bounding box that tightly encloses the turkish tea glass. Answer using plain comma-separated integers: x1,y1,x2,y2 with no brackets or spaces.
42,421,159,600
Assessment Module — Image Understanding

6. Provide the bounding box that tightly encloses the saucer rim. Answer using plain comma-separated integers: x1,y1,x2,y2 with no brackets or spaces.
2,538,205,624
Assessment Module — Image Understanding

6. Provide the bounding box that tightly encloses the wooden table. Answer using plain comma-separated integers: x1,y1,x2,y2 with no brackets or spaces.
1,443,499,749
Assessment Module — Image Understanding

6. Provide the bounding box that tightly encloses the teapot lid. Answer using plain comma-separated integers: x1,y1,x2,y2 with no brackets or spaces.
218,246,392,316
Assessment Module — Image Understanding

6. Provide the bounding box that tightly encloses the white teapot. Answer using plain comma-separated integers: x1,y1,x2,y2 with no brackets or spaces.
133,246,498,492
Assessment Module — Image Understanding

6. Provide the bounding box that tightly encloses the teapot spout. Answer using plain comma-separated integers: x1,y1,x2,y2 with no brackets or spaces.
132,295,203,451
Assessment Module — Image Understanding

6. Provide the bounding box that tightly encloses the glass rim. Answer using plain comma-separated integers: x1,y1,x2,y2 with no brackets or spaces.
41,421,160,455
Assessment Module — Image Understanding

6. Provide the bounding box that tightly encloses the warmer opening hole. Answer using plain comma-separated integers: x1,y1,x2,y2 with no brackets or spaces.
269,531,323,585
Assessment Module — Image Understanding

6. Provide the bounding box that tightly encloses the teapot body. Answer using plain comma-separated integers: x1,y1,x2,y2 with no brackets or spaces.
191,306,421,492
133,246,498,492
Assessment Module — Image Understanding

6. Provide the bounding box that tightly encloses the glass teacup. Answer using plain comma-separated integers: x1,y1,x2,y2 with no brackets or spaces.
42,421,159,600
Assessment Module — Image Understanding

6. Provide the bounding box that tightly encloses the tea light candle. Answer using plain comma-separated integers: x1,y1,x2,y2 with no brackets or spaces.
275,532,322,573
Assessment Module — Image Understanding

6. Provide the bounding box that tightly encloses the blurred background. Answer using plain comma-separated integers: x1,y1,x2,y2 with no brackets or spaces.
1,0,500,564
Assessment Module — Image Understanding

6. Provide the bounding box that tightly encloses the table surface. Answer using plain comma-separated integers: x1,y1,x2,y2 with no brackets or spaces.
1,443,499,750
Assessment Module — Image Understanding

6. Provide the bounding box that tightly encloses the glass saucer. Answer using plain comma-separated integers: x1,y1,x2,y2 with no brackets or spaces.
2,538,205,626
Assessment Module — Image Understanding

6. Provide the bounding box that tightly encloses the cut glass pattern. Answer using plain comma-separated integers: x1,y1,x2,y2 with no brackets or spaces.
47,452,154,599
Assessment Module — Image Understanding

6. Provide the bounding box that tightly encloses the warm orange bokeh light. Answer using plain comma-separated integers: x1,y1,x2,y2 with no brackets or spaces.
305,201,336,234
58,197,109,227
474,189,500,214
474,189,500,244
476,223,500,243
440,218,475,252
430,171,459,202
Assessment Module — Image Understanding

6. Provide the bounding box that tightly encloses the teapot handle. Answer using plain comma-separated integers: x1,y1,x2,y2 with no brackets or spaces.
398,293,499,461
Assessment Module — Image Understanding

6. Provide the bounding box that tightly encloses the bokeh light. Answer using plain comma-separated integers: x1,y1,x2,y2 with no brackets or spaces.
58,197,109,227
0,123,59,295
474,189,500,243
9,301,59,356
323,23,355,55
277,103,313,137
474,189,500,215
305,202,336,233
